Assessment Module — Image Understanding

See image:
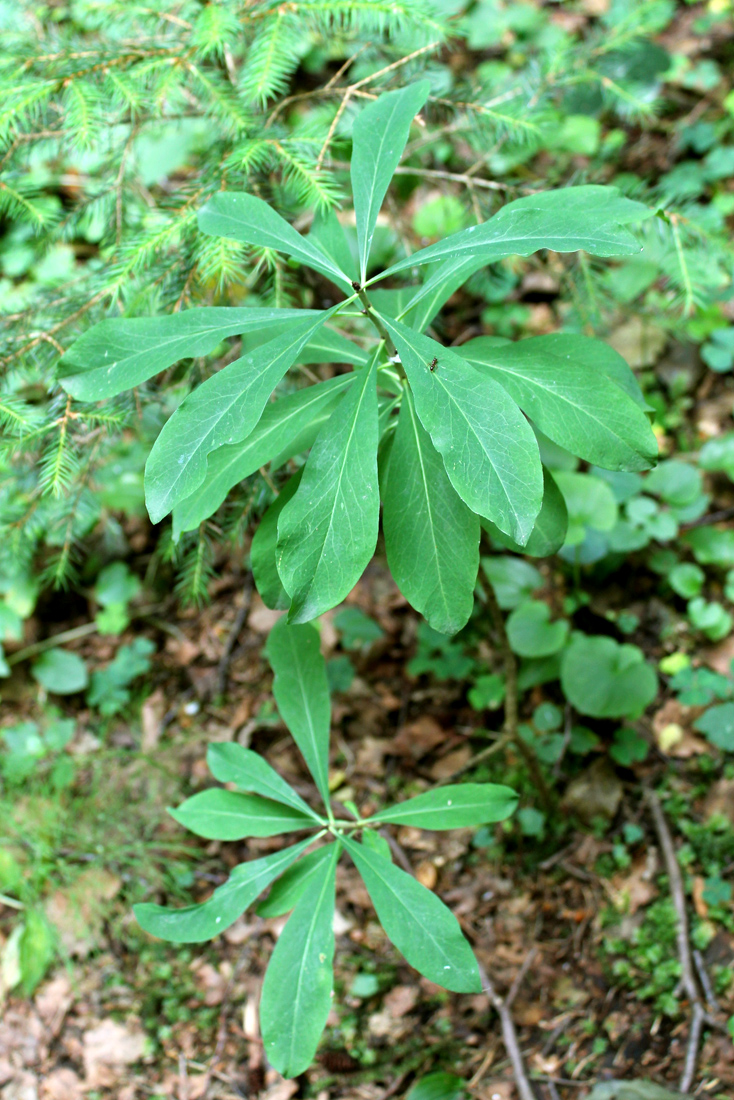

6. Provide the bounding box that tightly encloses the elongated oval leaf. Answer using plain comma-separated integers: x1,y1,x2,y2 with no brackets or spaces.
399,254,487,332
251,471,302,610
351,81,431,281
260,843,339,1077
381,316,543,543
366,783,518,829
277,352,380,621
342,836,481,993
58,307,314,401
375,186,651,281
383,387,479,635
133,836,315,943
256,844,334,917
207,743,320,821
482,466,568,557
198,191,352,291
309,206,358,282
144,310,335,523
457,335,657,472
266,618,331,807
169,789,316,840
172,375,355,536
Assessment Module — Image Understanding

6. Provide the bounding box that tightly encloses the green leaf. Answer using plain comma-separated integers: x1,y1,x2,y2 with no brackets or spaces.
145,310,335,523
553,471,618,546
309,206,358,282
506,601,569,658
481,467,568,557
405,1073,466,1100
375,186,650,281
266,618,332,806
207,743,320,821
351,81,431,281
58,307,314,401
383,387,480,635
256,844,334,917
668,563,704,599
94,561,141,606
610,727,649,766
260,843,339,1077
251,471,302,610
400,255,490,333
169,789,317,839
342,836,481,993
19,910,56,995
381,317,543,543
198,192,352,291
333,607,384,649
457,334,657,472
134,837,315,943
694,703,734,751
172,375,355,536
561,635,658,719
31,649,88,694
366,783,517,830
481,556,542,609
684,527,734,566
277,352,379,621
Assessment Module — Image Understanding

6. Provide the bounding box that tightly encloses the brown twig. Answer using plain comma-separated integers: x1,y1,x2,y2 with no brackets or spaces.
477,963,539,1100
644,789,705,1094
213,575,253,700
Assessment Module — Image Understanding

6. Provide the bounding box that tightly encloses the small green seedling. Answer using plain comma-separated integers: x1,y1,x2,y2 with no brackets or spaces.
134,620,517,1077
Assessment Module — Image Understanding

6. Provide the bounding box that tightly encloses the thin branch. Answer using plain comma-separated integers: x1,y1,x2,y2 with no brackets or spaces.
644,789,704,1094
478,963,539,1100
213,575,253,700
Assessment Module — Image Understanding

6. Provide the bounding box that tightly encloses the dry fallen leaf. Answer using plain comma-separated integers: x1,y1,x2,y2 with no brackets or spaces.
389,716,446,760
39,1068,82,1100
430,746,471,780
45,869,121,958
82,1019,146,1088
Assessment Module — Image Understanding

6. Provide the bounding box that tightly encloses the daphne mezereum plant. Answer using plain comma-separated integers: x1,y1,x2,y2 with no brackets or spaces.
134,619,518,1075
58,80,658,636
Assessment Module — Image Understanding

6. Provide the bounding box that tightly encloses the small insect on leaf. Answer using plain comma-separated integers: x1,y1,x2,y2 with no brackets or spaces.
429,357,438,372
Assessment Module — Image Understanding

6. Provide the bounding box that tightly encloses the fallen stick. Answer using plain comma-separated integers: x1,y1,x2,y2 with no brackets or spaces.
644,788,704,1094
478,962,539,1100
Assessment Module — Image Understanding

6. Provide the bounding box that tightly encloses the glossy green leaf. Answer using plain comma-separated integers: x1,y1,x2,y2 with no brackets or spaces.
256,845,334,917
145,310,334,523
207,743,320,821
309,206,358,282
481,467,568,557
457,335,657,472
277,352,379,621
266,618,331,806
251,471,302,610
381,316,543,543
561,635,658,719
134,837,315,943
405,1073,466,1100
58,307,313,401
198,191,352,291
351,81,431,281
506,600,569,658
383,387,480,635
376,186,650,281
260,843,339,1077
342,836,481,993
169,789,316,839
172,375,355,536
366,783,517,830
400,254,487,332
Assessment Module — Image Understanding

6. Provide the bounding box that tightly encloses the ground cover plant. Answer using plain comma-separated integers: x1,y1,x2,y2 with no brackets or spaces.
2,1,734,1099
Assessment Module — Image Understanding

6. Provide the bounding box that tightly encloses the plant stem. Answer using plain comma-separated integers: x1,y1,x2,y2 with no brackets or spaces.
477,559,554,812
351,281,398,358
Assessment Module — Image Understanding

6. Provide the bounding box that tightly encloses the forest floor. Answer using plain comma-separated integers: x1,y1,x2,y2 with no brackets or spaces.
3,510,734,1100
